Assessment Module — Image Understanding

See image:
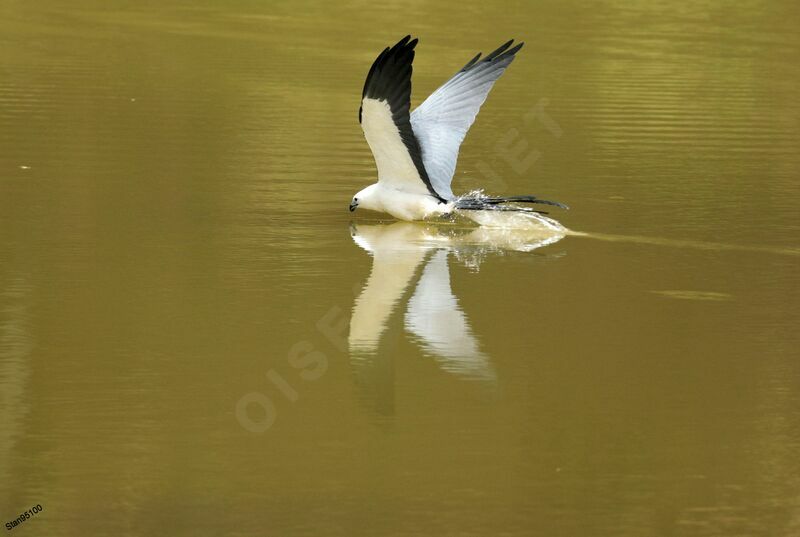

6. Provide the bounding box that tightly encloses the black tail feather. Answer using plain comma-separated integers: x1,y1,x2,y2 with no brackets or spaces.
481,195,569,210
457,205,550,215
455,195,569,213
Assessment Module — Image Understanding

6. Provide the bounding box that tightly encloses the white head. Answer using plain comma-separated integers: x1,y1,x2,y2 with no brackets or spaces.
349,183,381,213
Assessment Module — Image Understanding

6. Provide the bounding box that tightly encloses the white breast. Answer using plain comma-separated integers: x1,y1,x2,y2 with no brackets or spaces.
375,186,451,221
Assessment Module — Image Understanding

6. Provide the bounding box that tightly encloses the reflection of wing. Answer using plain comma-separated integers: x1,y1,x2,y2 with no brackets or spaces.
349,224,431,353
404,250,495,381
349,221,564,389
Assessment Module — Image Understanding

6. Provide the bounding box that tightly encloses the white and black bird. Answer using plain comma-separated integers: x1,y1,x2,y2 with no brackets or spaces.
350,35,567,222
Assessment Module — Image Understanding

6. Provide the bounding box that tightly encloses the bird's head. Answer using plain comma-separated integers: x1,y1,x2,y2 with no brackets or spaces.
350,184,380,213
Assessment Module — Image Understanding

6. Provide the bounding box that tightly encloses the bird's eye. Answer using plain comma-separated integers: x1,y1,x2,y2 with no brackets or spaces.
354,198,358,202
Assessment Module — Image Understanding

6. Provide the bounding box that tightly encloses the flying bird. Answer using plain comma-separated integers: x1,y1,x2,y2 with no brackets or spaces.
350,35,567,222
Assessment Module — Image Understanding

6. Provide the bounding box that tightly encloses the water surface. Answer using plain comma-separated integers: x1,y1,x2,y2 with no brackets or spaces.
1,1,799,536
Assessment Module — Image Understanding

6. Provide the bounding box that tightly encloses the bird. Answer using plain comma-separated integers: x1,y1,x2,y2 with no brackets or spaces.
350,35,568,222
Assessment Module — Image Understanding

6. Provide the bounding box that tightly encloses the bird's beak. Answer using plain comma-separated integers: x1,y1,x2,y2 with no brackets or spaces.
349,201,358,212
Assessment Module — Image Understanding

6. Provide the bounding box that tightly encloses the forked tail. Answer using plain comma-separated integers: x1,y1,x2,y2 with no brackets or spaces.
454,195,569,214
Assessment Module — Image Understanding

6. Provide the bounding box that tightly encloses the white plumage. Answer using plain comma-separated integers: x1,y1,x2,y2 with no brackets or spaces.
360,99,430,199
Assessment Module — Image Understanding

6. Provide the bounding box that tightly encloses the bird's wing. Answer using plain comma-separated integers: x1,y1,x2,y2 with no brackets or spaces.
410,40,523,200
359,36,446,201
404,250,495,381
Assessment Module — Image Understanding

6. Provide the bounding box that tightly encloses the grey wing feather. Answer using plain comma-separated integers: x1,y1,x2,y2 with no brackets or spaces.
410,40,523,200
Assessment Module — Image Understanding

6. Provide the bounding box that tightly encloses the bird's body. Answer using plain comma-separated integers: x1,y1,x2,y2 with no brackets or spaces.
354,183,450,221
351,35,567,222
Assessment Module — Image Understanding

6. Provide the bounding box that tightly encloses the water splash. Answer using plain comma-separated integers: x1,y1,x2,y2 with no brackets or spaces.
452,190,569,232
458,207,567,233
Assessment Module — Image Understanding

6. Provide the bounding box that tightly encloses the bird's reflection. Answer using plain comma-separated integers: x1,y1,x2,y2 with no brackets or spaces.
348,221,564,414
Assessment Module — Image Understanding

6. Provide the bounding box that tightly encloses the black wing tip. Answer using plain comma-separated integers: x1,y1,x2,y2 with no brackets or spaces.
487,39,514,59
361,35,420,99
390,35,418,53
461,39,524,73
486,39,523,62
506,41,524,57
460,52,482,71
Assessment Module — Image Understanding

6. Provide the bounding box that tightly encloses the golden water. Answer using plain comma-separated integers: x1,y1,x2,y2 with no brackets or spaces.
1,1,799,535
